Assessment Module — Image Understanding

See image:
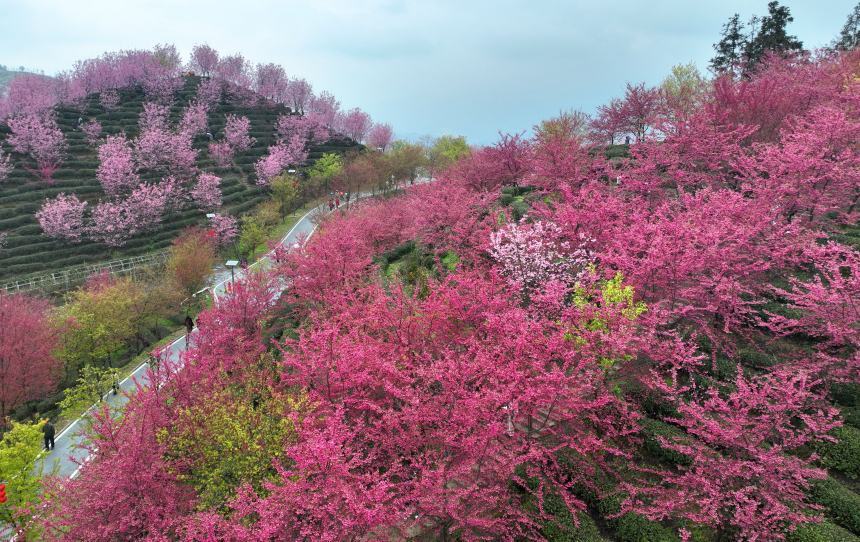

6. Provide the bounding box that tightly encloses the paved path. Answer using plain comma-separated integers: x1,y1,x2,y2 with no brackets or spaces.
33,199,328,480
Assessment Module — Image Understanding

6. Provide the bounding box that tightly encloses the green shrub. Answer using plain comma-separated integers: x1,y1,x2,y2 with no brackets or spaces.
816,426,860,478
787,521,859,542
596,494,678,542
810,478,860,535
640,418,692,466
831,384,860,407
542,507,606,542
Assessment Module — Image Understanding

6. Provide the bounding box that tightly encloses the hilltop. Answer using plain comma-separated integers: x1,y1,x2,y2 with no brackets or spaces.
0,75,360,282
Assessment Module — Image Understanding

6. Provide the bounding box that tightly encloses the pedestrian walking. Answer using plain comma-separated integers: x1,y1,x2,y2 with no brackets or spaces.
42,420,55,451
184,315,194,346
335,197,340,208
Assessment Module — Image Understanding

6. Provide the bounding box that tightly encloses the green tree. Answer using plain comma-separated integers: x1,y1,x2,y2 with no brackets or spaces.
386,141,428,185
271,173,299,217
661,62,709,118
834,2,860,51
58,364,120,417
160,383,305,510
711,13,746,76
427,135,469,174
0,420,47,528
533,110,590,143
744,1,803,71
55,276,141,376
306,152,343,197
238,215,269,259
166,229,216,301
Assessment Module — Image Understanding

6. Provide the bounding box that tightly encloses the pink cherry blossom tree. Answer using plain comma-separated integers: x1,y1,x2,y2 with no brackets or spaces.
36,193,88,243
367,122,393,151
195,77,222,107
81,119,102,145
99,89,120,110
0,148,13,183
254,135,306,185
207,141,233,167
223,114,254,152
191,172,222,210
7,113,67,181
96,134,139,197
286,77,312,113
178,101,209,138
336,108,372,142
189,44,219,76
208,213,238,246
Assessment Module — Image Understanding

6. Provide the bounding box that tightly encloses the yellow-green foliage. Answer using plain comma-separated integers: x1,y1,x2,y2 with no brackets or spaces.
0,421,46,526
160,385,306,511
566,272,646,371
58,365,119,417
55,277,142,371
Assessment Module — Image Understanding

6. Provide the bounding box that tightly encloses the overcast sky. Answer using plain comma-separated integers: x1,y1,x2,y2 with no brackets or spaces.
0,0,855,143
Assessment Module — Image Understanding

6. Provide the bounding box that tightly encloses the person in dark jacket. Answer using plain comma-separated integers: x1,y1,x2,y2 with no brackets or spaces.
184,315,194,346
43,421,55,451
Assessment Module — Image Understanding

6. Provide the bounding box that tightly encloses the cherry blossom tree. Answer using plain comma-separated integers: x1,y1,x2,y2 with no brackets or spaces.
254,135,307,185
336,108,372,142
254,63,288,102
0,148,13,183
625,367,840,540
97,134,139,197
275,114,326,144
208,213,238,246
81,119,102,145
189,44,219,76
215,54,251,87
0,293,61,421
207,141,233,166
308,90,340,128
99,89,120,110
36,193,87,243
286,77,312,113
178,101,209,138
223,114,254,152
195,77,222,106
367,122,393,151
7,113,67,181
139,102,170,132
3,73,59,117
191,172,222,210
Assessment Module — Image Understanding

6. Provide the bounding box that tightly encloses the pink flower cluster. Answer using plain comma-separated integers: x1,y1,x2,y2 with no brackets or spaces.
7,113,67,181
208,213,238,246
0,148,13,183
81,119,102,145
254,135,307,185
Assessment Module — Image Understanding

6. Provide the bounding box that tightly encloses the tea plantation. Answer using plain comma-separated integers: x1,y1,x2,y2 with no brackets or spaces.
0,76,359,282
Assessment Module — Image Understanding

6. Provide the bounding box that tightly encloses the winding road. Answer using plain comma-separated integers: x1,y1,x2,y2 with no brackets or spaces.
33,198,326,480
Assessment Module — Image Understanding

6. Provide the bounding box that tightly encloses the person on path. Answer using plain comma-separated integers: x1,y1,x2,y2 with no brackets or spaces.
184,315,194,346
42,420,55,451
335,197,340,208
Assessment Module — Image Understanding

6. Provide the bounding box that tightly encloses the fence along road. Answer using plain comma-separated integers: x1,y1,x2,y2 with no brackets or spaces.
0,250,171,296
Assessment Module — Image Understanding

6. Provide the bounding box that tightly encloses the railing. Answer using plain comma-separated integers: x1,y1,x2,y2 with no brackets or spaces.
0,250,171,295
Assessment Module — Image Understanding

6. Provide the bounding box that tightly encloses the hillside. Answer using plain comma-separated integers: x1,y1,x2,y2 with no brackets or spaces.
0,65,34,91
0,75,360,282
